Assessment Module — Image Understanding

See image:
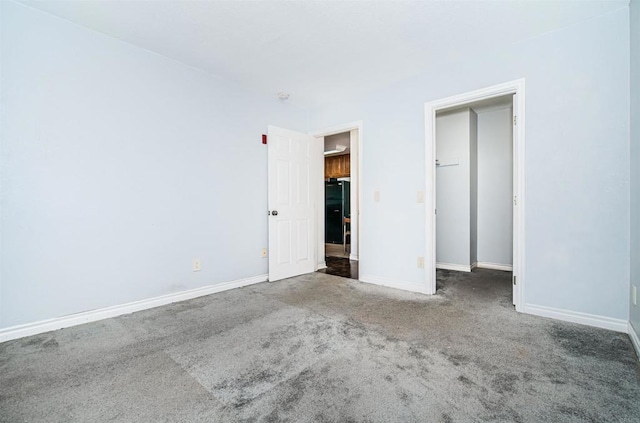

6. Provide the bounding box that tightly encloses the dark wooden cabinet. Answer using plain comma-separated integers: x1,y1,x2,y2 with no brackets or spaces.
325,154,350,179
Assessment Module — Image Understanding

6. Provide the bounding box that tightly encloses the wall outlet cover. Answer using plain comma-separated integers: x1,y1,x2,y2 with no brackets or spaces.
192,259,201,272
261,248,268,258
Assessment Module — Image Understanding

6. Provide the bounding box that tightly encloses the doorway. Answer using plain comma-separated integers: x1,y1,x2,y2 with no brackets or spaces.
435,96,514,293
425,79,525,311
311,122,362,280
266,122,362,283
321,132,356,278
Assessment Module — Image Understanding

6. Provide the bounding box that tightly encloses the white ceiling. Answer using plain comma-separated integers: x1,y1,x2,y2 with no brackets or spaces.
19,0,627,108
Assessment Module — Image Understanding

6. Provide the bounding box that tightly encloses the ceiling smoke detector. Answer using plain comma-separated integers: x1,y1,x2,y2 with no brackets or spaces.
277,92,290,100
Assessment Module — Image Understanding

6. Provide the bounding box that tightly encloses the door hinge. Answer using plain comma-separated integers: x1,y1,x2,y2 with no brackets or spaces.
435,208,437,215
513,115,517,126
513,275,517,285
513,195,517,206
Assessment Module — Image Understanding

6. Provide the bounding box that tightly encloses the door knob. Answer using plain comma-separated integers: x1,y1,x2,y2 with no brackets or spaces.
271,210,278,216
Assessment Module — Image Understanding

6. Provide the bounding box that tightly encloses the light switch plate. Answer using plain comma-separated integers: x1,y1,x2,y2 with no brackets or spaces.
417,191,425,203
261,248,268,258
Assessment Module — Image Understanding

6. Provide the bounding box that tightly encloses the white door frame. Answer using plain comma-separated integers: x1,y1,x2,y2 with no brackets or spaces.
310,121,363,271
424,79,525,311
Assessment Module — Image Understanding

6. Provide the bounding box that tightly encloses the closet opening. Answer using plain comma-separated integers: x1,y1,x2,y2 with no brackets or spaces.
434,94,515,303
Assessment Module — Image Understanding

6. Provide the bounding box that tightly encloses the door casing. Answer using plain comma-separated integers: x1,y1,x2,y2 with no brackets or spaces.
424,79,526,311
310,121,363,271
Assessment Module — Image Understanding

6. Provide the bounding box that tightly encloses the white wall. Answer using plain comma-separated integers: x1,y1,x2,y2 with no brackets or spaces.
477,107,513,266
436,109,472,267
0,2,308,328
0,2,633,331
436,105,512,270
630,0,640,336
309,7,630,320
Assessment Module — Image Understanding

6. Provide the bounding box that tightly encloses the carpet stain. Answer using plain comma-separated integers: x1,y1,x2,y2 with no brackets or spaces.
440,413,453,423
557,404,597,423
264,408,280,423
490,373,519,394
313,342,330,354
19,336,42,346
478,396,523,423
287,340,303,354
395,387,412,406
445,353,470,367
366,337,387,350
457,375,475,386
407,346,426,360
42,339,59,349
550,323,635,365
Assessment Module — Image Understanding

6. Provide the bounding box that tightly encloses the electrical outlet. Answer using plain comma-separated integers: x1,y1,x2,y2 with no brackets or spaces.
417,256,424,268
633,284,637,306
261,248,268,258
192,259,201,272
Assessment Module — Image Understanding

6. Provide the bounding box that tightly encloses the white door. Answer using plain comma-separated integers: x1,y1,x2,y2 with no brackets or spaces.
268,125,316,282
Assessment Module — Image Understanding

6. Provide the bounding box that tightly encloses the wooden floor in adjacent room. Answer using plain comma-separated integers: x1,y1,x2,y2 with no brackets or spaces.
318,256,358,280
321,243,358,279
325,242,350,258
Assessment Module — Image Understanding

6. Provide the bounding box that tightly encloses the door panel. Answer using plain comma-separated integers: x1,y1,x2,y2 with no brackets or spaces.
276,160,289,205
296,218,310,261
276,221,291,265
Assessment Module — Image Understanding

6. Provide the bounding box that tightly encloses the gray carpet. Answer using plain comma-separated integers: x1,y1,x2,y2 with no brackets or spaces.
1,269,639,422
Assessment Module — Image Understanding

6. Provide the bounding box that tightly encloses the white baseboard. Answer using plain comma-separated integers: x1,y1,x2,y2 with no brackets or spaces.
436,262,513,272
629,321,640,360
524,303,628,333
316,261,327,270
360,274,431,295
349,254,359,261
436,262,472,272
0,274,268,343
476,262,513,271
